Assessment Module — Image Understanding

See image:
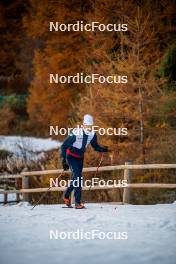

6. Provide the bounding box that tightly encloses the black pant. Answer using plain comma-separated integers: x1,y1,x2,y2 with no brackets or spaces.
65,155,83,205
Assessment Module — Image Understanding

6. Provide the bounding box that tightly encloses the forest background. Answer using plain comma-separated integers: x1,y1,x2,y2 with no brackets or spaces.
0,0,176,203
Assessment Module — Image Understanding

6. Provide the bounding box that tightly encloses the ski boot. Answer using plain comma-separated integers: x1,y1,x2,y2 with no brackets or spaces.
75,203,85,209
63,197,72,207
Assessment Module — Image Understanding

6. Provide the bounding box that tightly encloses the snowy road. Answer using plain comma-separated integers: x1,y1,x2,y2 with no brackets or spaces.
0,203,176,264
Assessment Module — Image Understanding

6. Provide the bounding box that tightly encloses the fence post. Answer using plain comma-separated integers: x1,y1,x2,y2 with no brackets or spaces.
123,161,132,204
4,184,8,204
15,179,20,203
22,168,29,202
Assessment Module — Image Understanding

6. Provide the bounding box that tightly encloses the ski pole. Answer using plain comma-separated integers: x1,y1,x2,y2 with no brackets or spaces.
31,169,64,210
89,153,104,191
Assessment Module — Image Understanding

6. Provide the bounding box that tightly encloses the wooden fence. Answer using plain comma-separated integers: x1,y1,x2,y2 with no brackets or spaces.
0,162,176,204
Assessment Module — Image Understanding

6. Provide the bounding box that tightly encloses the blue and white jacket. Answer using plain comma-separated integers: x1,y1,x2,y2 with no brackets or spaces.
61,128,107,160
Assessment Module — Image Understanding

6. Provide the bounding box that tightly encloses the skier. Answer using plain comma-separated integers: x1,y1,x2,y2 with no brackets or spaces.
61,114,108,209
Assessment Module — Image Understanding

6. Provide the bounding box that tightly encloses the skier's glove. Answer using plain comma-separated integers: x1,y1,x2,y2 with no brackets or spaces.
62,159,69,171
103,146,108,152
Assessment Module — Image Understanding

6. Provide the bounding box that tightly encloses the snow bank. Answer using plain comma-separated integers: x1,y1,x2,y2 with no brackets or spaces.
0,203,175,264
0,136,61,161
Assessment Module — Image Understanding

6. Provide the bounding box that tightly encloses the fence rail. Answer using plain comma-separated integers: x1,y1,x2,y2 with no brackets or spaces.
0,164,175,179
1,183,176,195
0,162,176,204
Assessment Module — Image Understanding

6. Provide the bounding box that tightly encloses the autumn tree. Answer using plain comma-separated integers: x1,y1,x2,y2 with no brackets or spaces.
0,0,32,134
24,0,93,136
76,0,176,164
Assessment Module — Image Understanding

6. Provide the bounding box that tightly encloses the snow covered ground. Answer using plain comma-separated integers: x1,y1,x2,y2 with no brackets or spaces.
0,203,176,264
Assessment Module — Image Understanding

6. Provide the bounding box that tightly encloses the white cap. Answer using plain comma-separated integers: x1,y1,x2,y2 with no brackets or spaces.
83,114,94,125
